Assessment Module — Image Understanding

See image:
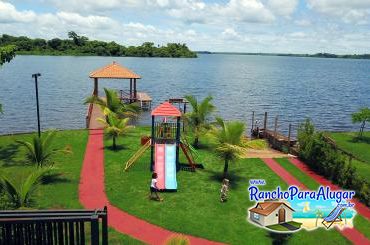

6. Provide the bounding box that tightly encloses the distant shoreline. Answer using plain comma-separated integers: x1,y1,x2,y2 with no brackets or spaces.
196,51,370,60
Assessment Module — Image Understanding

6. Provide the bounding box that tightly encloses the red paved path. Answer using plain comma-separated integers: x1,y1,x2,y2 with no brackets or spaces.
79,129,224,245
289,158,370,221
262,158,370,245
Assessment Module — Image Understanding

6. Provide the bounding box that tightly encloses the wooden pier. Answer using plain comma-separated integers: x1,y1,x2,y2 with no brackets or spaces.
251,111,297,154
120,90,152,110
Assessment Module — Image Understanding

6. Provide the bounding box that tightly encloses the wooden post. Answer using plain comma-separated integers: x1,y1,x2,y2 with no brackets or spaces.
274,116,278,147
176,117,181,168
134,78,137,101
288,123,292,154
151,116,155,171
129,78,133,102
182,102,187,132
251,111,255,136
263,112,268,138
93,78,98,96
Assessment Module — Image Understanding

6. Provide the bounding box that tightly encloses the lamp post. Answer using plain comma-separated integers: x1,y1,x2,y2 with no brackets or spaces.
32,73,41,137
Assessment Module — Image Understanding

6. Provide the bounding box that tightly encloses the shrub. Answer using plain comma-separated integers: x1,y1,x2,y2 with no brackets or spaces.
297,119,369,207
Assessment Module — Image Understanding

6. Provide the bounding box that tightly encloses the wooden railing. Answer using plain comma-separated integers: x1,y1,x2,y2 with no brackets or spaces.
85,92,95,129
0,207,108,245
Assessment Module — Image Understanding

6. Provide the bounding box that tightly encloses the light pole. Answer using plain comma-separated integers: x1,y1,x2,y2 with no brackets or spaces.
32,73,41,137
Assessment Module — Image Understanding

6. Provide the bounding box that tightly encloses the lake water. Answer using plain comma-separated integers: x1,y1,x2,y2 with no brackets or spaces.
0,54,369,135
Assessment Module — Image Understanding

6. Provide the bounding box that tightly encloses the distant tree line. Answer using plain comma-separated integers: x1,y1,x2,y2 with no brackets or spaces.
205,52,370,60
0,32,197,58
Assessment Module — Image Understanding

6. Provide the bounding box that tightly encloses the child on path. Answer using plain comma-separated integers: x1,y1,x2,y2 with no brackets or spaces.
220,179,230,202
150,172,162,201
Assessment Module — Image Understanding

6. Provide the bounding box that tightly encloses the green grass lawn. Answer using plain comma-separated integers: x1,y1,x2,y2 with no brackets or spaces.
274,158,370,240
326,131,370,180
326,131,370,163
0,130,143,244
104,127,349,244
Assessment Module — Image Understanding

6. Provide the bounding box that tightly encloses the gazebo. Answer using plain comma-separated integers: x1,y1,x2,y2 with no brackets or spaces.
89,61,141,100
86,61,152,129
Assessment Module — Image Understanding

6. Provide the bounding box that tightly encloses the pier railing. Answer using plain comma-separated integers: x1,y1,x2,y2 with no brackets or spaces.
85,92,95,128
0,207,108,245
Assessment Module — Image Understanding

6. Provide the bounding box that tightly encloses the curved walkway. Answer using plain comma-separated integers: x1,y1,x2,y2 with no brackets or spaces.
79,129,224,245
262,158,370,245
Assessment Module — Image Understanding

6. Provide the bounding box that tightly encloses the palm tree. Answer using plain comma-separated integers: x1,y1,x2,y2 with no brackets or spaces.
84,88,140,118
16,131,72,168
184,95,215,148
0,103,2,114
98,112,133,150
208,117,265,177
315,209,324,226
0,167,52,208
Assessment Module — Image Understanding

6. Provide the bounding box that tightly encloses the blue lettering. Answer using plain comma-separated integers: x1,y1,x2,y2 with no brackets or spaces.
248,186,259,201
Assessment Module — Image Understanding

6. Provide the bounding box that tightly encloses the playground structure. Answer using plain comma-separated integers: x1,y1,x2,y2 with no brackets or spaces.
124,102,198,190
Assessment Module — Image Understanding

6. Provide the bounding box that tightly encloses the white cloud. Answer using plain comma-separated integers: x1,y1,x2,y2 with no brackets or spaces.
0,0,369,54
307,0,370,24
295,19,312,26
0,1,36,23
267,0,298,17
215,0,275,23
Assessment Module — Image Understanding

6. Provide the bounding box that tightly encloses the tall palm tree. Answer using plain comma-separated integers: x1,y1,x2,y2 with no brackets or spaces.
184,95,215,148
208,117,265,177
0,167,52,208
84,88,140,118
98,112,133,150
16,131,71,168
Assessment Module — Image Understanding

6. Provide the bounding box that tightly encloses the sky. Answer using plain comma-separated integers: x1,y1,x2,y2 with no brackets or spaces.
0,0,369,54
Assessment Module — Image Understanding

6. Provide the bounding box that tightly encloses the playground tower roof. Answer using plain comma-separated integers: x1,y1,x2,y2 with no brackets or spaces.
151,102,181,117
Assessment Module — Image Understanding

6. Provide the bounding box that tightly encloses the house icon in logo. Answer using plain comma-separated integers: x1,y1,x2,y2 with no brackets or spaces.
249,199,295,227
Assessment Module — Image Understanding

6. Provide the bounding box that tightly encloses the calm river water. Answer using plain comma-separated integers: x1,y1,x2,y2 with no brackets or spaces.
0,54,369,135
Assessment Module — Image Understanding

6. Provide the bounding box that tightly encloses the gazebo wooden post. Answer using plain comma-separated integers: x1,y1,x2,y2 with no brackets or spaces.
129,78,133,103
133,78,137,101
93,78,98,96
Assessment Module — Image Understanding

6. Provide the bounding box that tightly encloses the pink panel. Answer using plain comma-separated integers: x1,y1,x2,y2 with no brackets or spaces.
154,144,166,189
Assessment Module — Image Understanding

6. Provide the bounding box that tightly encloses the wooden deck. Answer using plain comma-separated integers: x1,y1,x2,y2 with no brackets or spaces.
120,91,152,110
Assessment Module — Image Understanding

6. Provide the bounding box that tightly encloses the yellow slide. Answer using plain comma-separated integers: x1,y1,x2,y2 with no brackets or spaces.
124,140,151,171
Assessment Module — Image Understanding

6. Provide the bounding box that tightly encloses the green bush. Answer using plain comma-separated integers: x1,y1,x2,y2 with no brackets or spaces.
297,119,370,206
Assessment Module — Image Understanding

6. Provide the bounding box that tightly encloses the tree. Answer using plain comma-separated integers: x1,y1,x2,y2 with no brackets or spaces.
208,117,265,177
0,45,16,65
352,107,370,138
97,112,132,150
0,167,52,208
16,131,71,168
84,88,140,119
0,44,16,113
47,38,62,50
68,31,89,46
184,95,215,148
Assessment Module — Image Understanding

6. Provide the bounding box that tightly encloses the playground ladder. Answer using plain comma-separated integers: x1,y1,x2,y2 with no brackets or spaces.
124,140,151,171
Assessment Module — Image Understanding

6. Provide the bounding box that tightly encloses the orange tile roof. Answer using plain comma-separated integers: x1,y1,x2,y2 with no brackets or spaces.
151,102,181,117
89,61,141,79
249,202,294,216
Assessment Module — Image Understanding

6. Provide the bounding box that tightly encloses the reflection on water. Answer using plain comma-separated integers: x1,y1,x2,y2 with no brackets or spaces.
0,54,369,134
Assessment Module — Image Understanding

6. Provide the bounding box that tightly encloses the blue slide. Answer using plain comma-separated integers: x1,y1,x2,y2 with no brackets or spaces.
165,144,177,190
